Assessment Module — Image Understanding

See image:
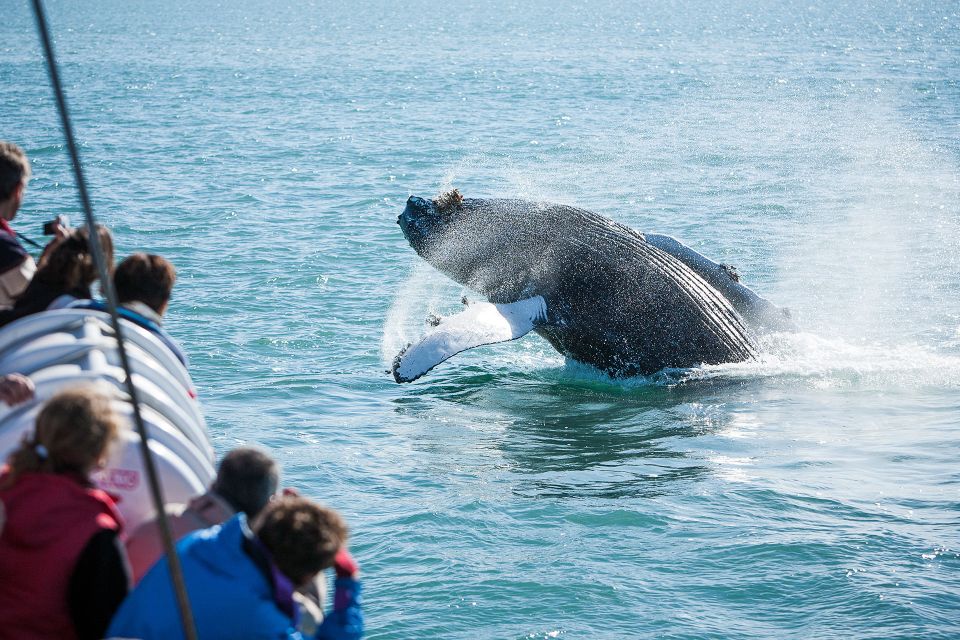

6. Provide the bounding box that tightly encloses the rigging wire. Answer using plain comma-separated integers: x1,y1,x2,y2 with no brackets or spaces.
14,233,44,251
29,1,199,638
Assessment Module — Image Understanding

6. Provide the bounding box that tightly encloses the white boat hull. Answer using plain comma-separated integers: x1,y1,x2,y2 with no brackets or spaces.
0,310,214,530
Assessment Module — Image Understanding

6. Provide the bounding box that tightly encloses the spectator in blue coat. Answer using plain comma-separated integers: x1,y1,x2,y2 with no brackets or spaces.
106,496,363,640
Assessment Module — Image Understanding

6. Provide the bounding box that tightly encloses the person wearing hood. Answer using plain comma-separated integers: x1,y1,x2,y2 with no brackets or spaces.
0,386,129,640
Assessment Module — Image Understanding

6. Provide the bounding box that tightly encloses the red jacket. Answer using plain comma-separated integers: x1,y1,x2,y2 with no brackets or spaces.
0,471,123,640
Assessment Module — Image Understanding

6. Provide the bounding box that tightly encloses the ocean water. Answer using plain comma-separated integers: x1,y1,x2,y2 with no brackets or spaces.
3,0,959,637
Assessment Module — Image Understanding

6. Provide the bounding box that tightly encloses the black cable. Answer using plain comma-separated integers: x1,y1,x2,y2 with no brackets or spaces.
29,2,199,638
16,232,44,250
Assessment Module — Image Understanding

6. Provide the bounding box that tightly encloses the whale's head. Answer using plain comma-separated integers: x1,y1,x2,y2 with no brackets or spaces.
398,190,483,264
398,190,552,301
397,195,445,254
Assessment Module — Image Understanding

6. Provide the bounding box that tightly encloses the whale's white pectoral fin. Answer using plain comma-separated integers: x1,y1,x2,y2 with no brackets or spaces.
392,296,547,383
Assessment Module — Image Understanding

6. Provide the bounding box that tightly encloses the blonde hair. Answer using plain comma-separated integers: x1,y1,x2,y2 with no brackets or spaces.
1,387,124,489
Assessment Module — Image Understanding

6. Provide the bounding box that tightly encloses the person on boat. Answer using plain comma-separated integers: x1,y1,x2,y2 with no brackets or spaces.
126,446,279,583
69,252,188,366
125,447,330,633
0,224,114,327
0,142,35,308
0,142,69,309
0,386,130,640
107,495,364,640
0,372,35,406
0,142,63,309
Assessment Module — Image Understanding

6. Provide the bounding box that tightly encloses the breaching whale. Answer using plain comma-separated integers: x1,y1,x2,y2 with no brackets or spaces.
392,191,794,383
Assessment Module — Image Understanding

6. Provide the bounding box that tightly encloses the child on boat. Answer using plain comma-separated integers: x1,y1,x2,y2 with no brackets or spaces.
0,386,130,640
124,447,335,634
108,495,364,640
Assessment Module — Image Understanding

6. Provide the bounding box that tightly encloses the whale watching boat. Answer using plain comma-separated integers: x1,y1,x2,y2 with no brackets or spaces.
0,309,214,530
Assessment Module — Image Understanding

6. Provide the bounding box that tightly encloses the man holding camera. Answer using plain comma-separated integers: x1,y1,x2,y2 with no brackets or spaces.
0,142,37,309
0,141,67,310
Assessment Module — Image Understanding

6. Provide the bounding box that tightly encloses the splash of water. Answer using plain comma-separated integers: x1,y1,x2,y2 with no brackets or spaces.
380,260,465,366
777,99,960,344
385,86,960,386
383,238,960,388
685,331,960,390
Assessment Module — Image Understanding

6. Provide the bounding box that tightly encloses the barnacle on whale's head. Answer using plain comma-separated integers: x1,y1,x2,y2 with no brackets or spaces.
434,188,464,213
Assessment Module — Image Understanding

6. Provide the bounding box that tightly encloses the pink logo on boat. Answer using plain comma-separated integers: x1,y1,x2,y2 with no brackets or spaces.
97,468,141,491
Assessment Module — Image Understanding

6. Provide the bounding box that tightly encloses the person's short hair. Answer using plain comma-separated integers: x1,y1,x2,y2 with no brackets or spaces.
0,142,31,202
253,496,348,585
211,447,279,520
114,253,176,314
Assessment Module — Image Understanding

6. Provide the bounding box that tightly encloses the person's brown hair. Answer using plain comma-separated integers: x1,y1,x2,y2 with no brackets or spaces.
0,142,30,202
253,496,348,585
1,386,124,489
34,225,114,297
114,253,176,314
211,447,279,520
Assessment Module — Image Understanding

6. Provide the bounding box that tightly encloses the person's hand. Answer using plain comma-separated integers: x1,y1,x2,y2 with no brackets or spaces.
333,548,359,579
0,374,34,406
281,487,300,497
38,235,64,269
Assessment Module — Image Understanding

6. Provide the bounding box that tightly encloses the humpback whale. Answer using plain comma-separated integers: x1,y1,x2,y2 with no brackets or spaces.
392,191,793,383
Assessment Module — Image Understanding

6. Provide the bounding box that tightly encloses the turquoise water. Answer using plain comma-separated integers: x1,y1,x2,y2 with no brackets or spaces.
4,0,960,637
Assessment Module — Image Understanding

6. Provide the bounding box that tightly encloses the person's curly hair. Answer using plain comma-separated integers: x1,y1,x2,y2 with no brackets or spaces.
253,496,348,585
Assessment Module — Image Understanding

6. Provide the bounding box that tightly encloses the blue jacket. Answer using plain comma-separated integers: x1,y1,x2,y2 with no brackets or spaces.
107,514,363,640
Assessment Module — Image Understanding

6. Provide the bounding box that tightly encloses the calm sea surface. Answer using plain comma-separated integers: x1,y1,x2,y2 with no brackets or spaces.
3,1,959,637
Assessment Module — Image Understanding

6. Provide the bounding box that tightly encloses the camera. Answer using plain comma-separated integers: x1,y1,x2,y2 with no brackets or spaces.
42,214,70,235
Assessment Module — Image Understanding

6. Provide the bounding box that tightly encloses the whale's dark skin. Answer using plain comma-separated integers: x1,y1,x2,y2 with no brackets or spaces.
396,194,759,379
